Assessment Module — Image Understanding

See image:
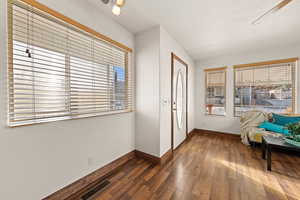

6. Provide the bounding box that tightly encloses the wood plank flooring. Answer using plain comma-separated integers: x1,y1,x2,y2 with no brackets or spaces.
89,133,300,200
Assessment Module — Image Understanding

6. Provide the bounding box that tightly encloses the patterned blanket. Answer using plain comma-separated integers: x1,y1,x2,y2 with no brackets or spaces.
240,110,269,145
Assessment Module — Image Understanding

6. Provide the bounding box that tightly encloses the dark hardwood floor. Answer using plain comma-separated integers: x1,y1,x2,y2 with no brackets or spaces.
90,133,300,200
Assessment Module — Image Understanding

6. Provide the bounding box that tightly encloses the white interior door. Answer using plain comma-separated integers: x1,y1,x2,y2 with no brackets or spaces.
172,58,187,149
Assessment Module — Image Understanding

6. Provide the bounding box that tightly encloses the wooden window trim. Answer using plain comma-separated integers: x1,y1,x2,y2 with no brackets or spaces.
17,0,133,53
233,58,298,69
204,66,227,72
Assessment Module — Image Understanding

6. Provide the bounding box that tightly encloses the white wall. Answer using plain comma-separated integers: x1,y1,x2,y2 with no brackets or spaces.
196,44,300,134
159,27,195,156
0,0,135,200
135,26,196,157
135,27,161,156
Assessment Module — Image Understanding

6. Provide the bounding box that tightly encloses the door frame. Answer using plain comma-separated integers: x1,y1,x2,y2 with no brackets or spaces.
171,52,188,151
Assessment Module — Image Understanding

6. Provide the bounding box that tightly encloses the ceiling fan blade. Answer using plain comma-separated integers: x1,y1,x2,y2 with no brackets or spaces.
276,0,293,10
252,0,293,25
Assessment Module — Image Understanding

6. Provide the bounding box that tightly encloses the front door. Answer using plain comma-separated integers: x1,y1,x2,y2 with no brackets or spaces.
172,53,187,150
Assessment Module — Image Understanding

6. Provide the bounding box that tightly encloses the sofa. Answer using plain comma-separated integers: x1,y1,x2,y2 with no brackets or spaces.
240,110,300,145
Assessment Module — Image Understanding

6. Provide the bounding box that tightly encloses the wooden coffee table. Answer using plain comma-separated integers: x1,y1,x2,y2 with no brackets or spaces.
262,135,300,171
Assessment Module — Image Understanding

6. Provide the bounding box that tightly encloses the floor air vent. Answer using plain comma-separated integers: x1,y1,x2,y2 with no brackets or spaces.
81,180,110,200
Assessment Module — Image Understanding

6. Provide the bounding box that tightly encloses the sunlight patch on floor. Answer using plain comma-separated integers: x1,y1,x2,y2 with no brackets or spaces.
215,158,300,200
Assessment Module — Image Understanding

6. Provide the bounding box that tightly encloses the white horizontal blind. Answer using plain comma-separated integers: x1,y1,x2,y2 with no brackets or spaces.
8,0,133,126
206,70,226,87
234,63,295,116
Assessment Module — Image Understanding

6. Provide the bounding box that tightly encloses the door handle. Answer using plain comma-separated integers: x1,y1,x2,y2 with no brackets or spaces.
173,102,177,111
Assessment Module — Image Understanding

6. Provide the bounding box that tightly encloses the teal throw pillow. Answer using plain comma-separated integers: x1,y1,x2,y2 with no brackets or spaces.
259,121,289,135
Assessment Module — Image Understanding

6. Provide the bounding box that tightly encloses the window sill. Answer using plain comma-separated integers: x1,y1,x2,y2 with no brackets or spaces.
205,114,226,117
8,110,134,128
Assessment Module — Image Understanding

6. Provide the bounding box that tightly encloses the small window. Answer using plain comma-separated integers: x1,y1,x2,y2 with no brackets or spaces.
204,67,226,116
234,59,297,117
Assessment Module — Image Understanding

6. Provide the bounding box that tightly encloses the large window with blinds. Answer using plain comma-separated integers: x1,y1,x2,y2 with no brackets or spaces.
234,59,297,117
205,67,226,116
8,0,133,126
